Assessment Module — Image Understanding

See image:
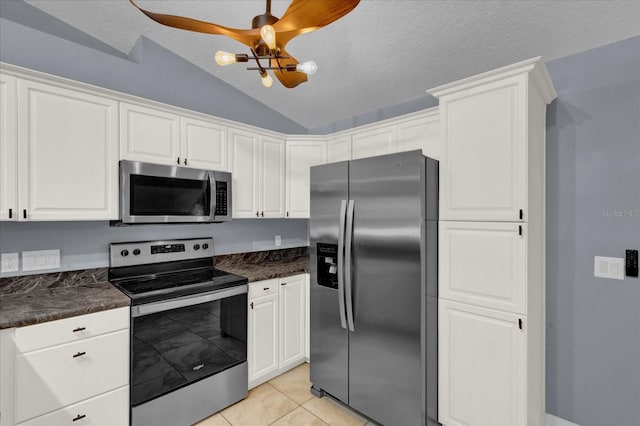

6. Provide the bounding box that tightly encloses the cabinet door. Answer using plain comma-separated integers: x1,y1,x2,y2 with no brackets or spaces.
120,102,180,165
279,275,305,368
397,113,440,160
327,135,351,163
180,117,228,171
0,74,18,221
285,140,327,218
351,125,397,160
18,81,119,220
439,221,526,314
439,77,527,221
229,128,260,218
248,293,279,385
439,299,526,426
260,135,285,218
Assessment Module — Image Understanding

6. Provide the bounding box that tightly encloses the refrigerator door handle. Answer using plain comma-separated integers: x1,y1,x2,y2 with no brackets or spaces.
345,199,355,332
337,200,348,329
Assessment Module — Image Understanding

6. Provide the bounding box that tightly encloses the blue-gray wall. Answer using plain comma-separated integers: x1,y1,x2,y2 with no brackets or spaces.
545,36,640,426
0,219,309,278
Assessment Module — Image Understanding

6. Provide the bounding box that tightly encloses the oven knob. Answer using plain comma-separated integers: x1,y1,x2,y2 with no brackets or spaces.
193,244,200,251
120,249,129,257
202,243,209,250
133,249,141,256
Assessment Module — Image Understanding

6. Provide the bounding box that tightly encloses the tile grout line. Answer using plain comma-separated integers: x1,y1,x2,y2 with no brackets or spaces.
265,382,302,425
298,404,330,426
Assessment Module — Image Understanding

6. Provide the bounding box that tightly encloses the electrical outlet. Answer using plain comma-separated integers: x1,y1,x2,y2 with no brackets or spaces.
275,235,282,247
1,253,19,273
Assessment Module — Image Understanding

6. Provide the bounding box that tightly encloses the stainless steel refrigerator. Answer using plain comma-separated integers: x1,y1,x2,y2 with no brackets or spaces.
309,150,438,426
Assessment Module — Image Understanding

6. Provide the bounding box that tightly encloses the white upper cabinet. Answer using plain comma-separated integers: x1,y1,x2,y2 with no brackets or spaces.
18,80,119,220
327,135,351,163
439,221,527,315
439,299,526,426
285,139,327,218
429,59,557,222
351,126,397,160
120,102,180,166
397,109,440,160
181,116,228,171
0,74,18,221
229,128,285,218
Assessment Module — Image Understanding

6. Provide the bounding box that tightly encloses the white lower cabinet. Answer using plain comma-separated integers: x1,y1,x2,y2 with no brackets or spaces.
247,274,307,388
438,299,526,426
0,307,130,426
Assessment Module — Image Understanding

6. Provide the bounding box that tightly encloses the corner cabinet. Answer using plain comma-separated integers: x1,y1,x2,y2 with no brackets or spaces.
1,78,119,221
229,128,285,218
285,139,327,218
247,274,308,389
428,57,556,426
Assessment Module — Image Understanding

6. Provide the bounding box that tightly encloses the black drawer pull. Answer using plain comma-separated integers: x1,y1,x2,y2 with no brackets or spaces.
263,287,270,291
73,351,86,358
72,327,86,333
72,414,86,422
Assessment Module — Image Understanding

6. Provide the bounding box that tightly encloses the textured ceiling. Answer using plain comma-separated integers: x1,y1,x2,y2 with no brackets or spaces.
23,0,640,129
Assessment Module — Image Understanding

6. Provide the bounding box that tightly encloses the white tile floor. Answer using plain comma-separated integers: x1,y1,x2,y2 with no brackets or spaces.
196,363,377,426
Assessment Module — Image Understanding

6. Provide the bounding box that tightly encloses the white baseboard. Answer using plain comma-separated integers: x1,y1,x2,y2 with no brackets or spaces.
546,413,581,426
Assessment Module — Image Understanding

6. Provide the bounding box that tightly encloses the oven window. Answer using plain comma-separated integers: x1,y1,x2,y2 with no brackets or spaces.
131,294,247,406
130,174,210,216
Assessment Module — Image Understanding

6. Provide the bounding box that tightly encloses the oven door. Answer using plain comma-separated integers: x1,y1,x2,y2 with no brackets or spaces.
120,160,216,224
130,285,247,407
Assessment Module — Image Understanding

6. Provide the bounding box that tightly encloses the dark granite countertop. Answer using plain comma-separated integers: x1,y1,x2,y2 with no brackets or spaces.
0,269,130,329
215,247,309,283
0,247,308,329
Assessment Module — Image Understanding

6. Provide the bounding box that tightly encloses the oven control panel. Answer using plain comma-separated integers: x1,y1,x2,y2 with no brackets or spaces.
110,238,214,267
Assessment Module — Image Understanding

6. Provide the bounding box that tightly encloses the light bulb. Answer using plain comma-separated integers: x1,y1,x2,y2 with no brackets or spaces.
260,25,277,50
261,72,273,88
215,51,237,66
296,61,318,75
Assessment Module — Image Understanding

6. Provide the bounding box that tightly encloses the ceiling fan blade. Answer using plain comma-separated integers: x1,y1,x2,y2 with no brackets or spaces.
273,0,360,44
273,49,308,89
129,0,258,47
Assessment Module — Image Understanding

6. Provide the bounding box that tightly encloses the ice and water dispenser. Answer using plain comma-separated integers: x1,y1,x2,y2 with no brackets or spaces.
316,243,339,289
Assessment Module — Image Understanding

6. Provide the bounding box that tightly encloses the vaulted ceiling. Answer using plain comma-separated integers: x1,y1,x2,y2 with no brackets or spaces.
21,0,640,129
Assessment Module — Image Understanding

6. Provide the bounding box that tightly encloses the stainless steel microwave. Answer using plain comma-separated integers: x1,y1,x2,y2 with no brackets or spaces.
119,160,232,224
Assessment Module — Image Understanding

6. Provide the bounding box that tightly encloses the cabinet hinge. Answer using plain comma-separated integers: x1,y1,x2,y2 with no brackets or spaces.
519,209,524,220
518,318,523,330
518,225,522,236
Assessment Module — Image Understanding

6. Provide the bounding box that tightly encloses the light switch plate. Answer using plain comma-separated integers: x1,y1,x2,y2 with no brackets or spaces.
1,253,19,273
594,256,625,280
275,235,282,247
22,249,60,272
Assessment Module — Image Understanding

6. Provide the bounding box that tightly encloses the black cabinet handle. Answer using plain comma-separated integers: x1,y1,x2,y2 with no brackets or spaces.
72,327,86,333
256,211,259,217
177,157,180,165
73,351,86,358
23,209,27,219
72,414,86,422
261,211,264,217
250,302,254,309
184,158,188,166
263,287,270,291
286,211,289,217
8,208,12,218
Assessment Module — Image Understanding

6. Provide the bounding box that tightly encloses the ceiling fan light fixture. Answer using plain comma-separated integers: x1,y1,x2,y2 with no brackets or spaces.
260,71,274,88
296,60,318,75
215,50,238,66
260,25,277,51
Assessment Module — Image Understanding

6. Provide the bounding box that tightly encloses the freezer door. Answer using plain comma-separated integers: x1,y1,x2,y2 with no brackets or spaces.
309,161,349,404
347,150,427,425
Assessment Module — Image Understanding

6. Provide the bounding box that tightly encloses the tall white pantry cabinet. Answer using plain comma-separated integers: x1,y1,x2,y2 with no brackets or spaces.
428,57,557,426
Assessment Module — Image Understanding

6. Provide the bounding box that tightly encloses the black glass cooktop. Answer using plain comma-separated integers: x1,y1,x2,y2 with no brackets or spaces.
111,267,247,305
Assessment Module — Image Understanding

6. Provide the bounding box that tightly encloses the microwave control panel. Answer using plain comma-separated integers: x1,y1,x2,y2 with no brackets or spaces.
215,181,228,216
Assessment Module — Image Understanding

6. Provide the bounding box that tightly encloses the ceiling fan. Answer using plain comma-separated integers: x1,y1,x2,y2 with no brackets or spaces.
129,0,361,88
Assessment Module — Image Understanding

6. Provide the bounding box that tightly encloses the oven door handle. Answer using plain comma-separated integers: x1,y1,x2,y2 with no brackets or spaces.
131,284,247,318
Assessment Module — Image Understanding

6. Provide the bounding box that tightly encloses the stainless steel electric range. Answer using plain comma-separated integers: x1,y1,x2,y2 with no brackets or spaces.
108,238,248,426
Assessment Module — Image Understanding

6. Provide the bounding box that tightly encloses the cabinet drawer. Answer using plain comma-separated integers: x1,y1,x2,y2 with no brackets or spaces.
17,386,129,426
248,279,279,299
15,307,129,353
15,330,129,423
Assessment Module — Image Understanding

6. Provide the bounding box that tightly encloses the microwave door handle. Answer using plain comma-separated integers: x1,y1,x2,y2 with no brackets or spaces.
209,172,217,221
